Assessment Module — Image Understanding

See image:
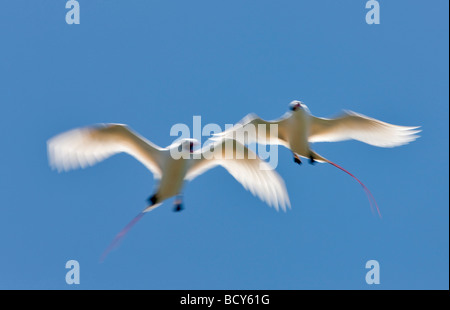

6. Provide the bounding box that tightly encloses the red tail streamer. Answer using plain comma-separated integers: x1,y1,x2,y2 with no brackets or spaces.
100,212,146,262
325,159,381,218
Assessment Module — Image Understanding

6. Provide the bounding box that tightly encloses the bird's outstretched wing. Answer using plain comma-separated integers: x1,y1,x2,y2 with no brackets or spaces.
309,111,421,147
47,124,164,178
213,113,290,146
186,138,290,211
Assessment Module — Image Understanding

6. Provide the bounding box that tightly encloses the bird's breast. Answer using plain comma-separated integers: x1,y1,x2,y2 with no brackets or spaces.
287,113,311,156
157,157,188,200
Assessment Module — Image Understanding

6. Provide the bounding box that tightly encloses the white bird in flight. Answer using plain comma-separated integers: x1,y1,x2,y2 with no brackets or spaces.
215,100,421,216
47,123,290,260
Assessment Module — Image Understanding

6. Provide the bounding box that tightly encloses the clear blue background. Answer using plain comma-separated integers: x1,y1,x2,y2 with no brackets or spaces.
0,1,448,289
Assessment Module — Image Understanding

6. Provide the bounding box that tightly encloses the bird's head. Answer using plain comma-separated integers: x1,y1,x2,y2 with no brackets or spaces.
179,138,199,153
289,100,309,113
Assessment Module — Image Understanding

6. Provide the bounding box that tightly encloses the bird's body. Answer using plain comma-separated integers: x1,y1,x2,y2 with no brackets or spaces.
151,146,188,206
285,107,315,160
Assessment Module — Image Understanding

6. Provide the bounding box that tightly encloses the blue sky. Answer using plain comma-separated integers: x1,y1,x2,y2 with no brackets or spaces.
0,1,448,289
